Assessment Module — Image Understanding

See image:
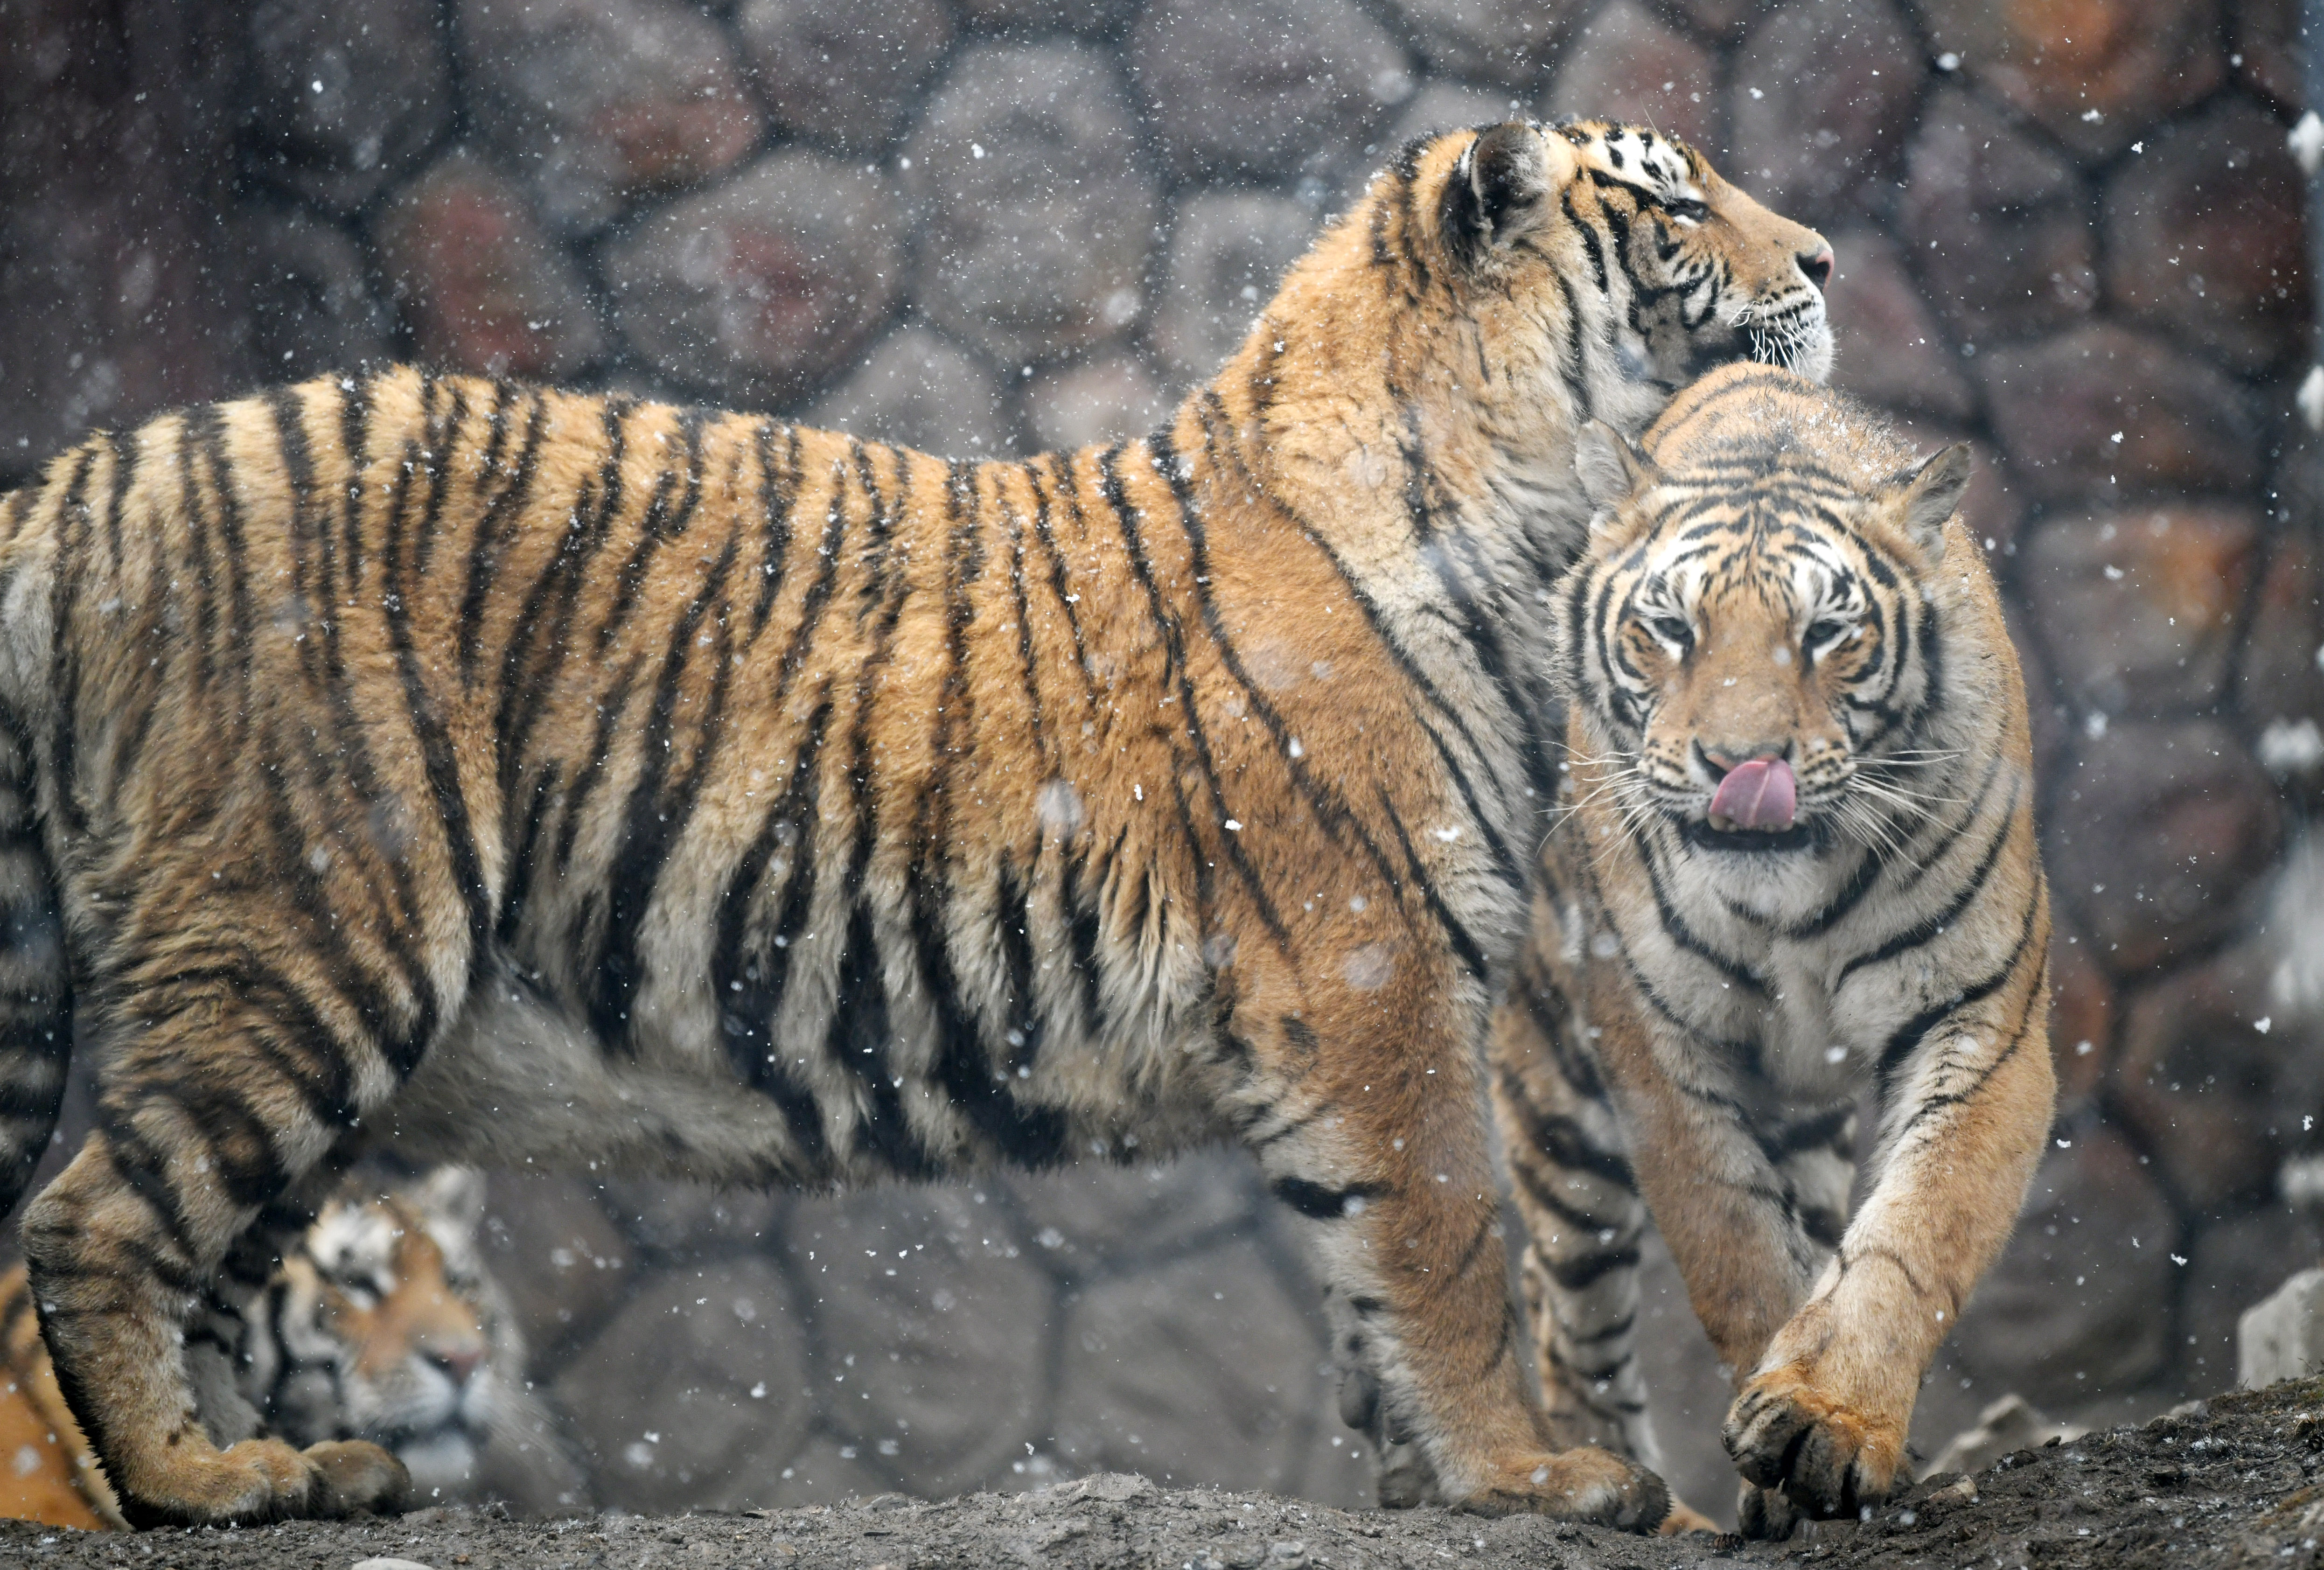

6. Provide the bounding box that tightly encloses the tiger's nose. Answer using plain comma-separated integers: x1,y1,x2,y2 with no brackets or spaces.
1799,244,1834,293
426,1344,486,1386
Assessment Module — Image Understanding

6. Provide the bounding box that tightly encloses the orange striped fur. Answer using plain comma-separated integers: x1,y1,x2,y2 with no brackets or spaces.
1492,366,2051,1535
0,121,1829,1528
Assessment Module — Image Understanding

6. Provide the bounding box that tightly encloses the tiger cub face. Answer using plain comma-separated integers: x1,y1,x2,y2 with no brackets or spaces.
256,1168,518,1498
1563,411,1972,858
1540,121,1835,384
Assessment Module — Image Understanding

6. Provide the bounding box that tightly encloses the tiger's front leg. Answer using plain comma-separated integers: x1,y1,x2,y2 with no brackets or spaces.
1724,975,2054,1521
21,986,419,1528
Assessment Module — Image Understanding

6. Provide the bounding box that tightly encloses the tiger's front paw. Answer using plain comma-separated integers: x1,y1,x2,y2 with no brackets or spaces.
1722,1369,1904,1520
1463,1446,1670,1532
115,1437,408,1528
304,1439,411,1518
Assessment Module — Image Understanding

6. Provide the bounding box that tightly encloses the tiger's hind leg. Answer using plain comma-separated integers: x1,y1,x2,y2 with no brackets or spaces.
1489,941,1717,1530
21,979,434,1526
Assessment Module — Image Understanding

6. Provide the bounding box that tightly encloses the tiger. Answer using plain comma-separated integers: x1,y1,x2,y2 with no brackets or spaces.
1487,364,2052,1536
0,118,1831,1528
0,1166,579,1530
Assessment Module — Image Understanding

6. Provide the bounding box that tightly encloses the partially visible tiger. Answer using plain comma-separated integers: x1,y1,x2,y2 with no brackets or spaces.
0,119,1830,1528
1490,365,2052,1535
0,1167,579,1529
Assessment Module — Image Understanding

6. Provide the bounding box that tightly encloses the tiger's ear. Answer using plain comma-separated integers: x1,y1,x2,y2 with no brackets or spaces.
1882,443,1973,561
412,1166,488,1230
1443,123,1576,266
1575,419,1657,521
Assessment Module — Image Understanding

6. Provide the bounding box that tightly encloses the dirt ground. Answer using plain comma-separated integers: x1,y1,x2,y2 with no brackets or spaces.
14,1376,2324,1570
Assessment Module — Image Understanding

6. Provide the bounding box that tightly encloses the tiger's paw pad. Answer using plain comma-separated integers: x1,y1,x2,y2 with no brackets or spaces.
1723,1373,1904,1520
304,1440,410,1517
1466,1447,1670,1532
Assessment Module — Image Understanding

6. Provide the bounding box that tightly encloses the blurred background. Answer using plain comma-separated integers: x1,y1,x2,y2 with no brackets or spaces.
0,0,2316,1529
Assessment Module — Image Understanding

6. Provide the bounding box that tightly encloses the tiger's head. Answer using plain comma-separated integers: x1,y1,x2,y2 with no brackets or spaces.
1243,120,1834,578
1412,119,1835,402
259,1168,522,1499
1556,367,1975,859
1527,119,1835,384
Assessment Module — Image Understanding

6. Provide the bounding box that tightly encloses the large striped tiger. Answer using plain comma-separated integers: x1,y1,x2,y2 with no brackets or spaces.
1490,365,2052,1535
0,1166,578,1529
0,119,1830,1528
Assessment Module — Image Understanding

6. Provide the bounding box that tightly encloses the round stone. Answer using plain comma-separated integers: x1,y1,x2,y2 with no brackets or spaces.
604,150,905,407
373,147,606,380
458,0,762,237
1131,0,1413,182
734,0,957,155
902,41,1158,366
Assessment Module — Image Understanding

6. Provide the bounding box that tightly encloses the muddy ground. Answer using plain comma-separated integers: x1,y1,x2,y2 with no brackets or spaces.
15,1377,2324,1570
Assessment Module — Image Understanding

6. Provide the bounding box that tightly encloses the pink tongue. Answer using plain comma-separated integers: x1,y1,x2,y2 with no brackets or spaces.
1710,757,1797,831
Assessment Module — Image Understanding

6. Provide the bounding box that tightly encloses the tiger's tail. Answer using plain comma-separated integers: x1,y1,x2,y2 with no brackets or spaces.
0,483,73,1224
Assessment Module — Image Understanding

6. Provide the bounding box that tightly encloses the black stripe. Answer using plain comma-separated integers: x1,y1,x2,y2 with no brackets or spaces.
711,692,833,1167
1875,894,2044,1086
1270,1176,1380,1220
588,529,744,1043
1096,444,1294,956
826,902,941,1179
1836,783,2021,986
455,389,550,683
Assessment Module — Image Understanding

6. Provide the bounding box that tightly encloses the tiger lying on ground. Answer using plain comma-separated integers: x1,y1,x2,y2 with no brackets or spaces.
1489,365,2052,1536
0,1167,580,1528
0,119,1830,1528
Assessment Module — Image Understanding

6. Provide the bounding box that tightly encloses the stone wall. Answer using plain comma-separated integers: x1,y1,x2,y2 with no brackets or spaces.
0,0,2315,1529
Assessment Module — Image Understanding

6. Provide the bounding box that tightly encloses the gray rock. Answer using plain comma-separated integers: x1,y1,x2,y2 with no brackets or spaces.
903,41,1157,366
459,0,763,236
551,1256,812,1513
1385,0,1587,86
1131,0,1413,181
226,207,394,380
1926,1395,2084,1478
596,1178,787,1256
1150,192,1319,387
805,326,1013,459
1023,351,1175,456
1902,87,2096,347
1727,0,1920,223
2240,1267,2324,1389
1540,0,1718,151
605,149,904,406
735,0,957,155
784,1187,1054,1496
1951,1127,2176,1406
1005,1150,1263,1270
2018,504,2261,717
373,147,605,379
245,0,450,213
1387,81,1528,149
1822,228,1975,422
1052,1236,1329,1494
481,1174,634,1380
2101,96,2311,376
